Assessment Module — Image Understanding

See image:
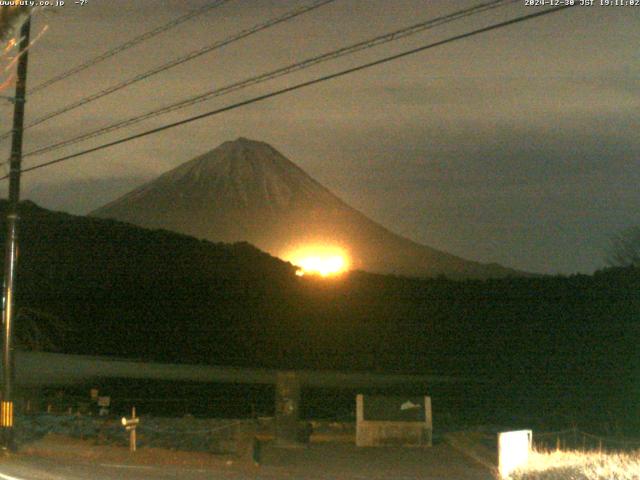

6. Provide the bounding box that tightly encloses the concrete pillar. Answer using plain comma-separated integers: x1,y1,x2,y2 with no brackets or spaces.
275,371,301,447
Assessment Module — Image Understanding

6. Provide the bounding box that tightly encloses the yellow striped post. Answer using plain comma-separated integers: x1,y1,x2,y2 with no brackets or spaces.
1,401,14,428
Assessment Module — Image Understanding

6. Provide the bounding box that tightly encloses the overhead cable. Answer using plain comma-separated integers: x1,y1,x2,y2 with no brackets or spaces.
0,0,335,142
26,0,231,95
22,0,516,160
1,4,573,180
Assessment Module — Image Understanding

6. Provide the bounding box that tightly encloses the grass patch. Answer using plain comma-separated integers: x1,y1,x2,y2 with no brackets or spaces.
509,449,640,479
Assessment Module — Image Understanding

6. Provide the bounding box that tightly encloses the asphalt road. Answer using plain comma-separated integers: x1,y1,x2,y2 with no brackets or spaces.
0,443,494,479
1,456,222,480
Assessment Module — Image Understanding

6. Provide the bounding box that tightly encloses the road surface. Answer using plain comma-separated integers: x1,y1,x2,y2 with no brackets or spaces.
0,443,494,479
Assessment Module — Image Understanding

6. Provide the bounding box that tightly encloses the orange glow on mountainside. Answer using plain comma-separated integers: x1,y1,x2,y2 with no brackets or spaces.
285,245,350,277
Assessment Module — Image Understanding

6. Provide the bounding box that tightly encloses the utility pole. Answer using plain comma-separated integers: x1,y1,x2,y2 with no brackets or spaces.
1,16,31,451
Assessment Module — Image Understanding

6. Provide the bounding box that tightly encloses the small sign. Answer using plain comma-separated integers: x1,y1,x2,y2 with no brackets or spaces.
97,396,111,407
498,430,532,478
363,396,426,422
400,400,420,411
121,416,140,427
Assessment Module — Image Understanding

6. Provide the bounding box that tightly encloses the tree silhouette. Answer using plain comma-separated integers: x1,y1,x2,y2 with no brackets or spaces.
607,226,640,268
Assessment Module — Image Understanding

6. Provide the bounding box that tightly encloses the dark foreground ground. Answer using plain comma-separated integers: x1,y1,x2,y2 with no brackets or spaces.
0,434,494,479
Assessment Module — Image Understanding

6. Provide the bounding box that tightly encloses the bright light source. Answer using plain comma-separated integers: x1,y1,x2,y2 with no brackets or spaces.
284,245,350,277
296,255,345,277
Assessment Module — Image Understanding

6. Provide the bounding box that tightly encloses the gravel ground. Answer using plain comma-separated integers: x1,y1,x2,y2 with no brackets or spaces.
14,413,255,453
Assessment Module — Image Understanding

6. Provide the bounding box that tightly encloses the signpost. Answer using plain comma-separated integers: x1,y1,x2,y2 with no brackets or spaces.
121,406,139,452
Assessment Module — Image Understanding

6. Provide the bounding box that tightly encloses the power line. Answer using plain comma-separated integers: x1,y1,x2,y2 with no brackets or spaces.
0,0,335,142
21,0,516,161
25,0,231,95
1,4,573,180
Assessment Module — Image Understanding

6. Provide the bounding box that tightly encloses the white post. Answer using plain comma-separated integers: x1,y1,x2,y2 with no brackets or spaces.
424,396,432,447
498,430,532,478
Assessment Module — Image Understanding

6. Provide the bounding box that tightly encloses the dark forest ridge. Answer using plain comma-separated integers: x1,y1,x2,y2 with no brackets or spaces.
1,200,638,430
91,138,525,279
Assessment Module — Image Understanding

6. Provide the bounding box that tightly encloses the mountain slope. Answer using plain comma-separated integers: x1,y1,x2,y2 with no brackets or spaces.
92,138,521,279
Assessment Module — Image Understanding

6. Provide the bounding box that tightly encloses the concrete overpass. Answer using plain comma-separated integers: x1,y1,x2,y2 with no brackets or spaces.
13,351,470,445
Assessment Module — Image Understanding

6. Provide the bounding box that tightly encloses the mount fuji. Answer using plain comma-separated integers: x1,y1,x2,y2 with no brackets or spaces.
91,138,521,279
